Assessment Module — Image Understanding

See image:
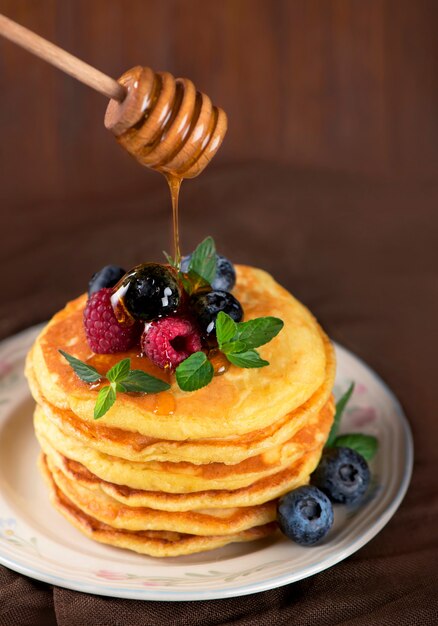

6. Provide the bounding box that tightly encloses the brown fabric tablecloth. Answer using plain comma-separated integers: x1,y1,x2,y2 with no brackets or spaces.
0,163,437,625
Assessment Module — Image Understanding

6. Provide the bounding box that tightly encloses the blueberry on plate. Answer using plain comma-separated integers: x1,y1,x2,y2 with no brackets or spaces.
189,290,243,336
181,253,236,291
277,485,334,545
311,447,371,504
88,265,126,296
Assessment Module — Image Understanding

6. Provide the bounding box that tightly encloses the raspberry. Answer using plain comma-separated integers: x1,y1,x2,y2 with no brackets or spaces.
142,317,202,369
83,288,141,353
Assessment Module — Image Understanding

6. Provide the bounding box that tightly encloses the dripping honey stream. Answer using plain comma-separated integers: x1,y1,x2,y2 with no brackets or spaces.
166,174,182,265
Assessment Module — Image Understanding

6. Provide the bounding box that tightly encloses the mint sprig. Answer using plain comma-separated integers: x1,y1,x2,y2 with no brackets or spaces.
215,312,284,369
174,312,283,390
59,351,170,419
326,382,355,447
333,433,378,461
164,236,217,295
325,382,378,461
174,312,282,390
175,352,214,391
188,236,216,285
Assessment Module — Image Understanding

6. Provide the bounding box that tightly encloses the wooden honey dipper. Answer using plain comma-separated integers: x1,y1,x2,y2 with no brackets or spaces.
0,13,227,179
104,66,227,178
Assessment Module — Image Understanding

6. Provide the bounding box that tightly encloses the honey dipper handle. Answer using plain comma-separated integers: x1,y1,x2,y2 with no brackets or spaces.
0,13,126,101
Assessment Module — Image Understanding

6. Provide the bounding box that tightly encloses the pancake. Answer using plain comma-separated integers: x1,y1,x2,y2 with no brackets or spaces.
34,397,333,493
26,340,335,464
45,453,277,535
29,266,328,439
39,454,277,557
46,442,328,512
27,264,336,557
39,402,332,511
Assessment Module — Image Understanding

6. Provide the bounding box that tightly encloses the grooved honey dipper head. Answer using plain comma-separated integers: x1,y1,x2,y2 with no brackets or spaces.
104,66,227,179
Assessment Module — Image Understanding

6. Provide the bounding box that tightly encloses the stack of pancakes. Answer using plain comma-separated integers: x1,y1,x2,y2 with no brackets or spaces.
25,266,335,557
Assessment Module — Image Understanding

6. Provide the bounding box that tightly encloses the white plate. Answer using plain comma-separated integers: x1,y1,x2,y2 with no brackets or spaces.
0,326,413,601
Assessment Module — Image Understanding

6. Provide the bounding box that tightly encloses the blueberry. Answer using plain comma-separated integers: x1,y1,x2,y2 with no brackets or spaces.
189,290,243,336
112,263,181,322
181,253,236,291
277,485,334,545
88,265,126,296
214,255,236,291
180,255,191,273
311,447,371,504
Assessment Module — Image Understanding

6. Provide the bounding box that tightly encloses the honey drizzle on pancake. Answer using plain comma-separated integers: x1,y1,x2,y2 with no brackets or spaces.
153,391,176,415
85,353,176,415
209,349,230,377
85,353,168,381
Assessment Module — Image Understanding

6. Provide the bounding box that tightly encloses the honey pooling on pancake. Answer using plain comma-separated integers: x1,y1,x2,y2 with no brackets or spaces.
208,349,230,377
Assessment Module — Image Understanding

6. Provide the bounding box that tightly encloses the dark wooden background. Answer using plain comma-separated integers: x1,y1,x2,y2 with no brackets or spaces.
0,0,437,336
1,0,437,202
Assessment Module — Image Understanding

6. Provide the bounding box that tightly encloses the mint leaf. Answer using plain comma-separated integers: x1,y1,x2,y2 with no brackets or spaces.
236,317,284,349
106,358,131,383
216,311,238,346
119,369,171,393
333,433,378,461
59,350,101,383
175,352,214,391
180,270,211,295
94,384,116,419
226,350,269,368
188,236,216,285
326,382,355,447
221,340,247,354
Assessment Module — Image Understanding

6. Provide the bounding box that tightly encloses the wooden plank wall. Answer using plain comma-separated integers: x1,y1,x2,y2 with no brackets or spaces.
0,0,436,207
